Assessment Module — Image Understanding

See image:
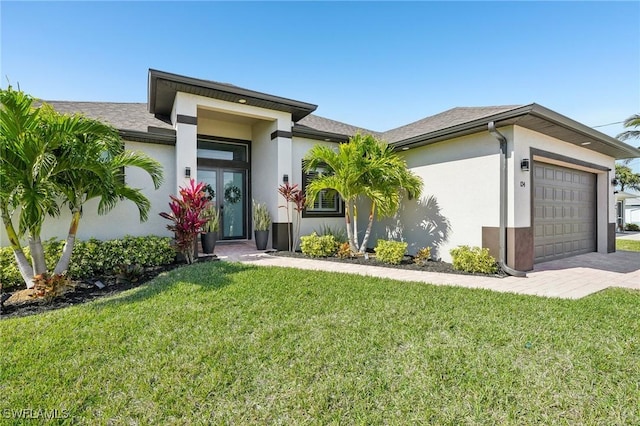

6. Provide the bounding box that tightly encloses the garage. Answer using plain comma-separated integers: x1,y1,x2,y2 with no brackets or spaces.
533,162,596,263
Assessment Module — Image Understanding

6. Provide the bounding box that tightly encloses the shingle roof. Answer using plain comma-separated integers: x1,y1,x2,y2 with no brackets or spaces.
382,105,523,143
296,114,381,138
45,101,172,133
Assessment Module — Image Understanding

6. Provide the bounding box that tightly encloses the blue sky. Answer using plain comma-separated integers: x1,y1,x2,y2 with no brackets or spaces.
1,1,639,140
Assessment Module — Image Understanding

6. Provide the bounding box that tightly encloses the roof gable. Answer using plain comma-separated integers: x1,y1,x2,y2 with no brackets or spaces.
148,69,317,122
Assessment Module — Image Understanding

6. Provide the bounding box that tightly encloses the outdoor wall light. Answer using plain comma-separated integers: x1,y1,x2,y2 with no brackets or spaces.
185,167,191,178
283,174,289,183
611,178,619,186
520,158,530,172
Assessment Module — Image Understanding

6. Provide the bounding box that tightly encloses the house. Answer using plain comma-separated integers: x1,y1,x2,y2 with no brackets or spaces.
2,69,639,271
616,191,640,230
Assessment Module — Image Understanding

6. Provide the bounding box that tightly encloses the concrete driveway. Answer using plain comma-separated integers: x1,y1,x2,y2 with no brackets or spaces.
215,241,640,300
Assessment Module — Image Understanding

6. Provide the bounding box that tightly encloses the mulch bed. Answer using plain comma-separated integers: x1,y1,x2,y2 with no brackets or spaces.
272,251,507,278
1,257,219,320
2,251,505,320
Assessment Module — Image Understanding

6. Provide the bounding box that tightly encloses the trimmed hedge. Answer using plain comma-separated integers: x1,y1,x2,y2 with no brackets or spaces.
1,236,174,291
374,240,407,265
450,245,498,274
300,232,338,258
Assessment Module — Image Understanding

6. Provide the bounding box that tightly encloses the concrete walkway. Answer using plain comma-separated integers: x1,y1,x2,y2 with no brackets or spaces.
214,241,640,300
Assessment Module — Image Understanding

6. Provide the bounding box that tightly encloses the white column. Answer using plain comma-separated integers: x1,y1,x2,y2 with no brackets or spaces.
173,95,198,193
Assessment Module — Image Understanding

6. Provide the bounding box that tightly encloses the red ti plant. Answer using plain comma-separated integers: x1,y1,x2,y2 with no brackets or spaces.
278,183,300,251
291,189,306,252
160,179,208,264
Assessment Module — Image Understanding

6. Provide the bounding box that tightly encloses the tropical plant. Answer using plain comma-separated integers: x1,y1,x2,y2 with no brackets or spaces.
314,224,348,244
300,232,338,257
374,240,407,265
252,200,271,231
201,203,220,233
450,246,498,274
617,113,640,142
0,87,163,288
278,183,299,251
160,179,208,264
615,164,640,193
304,133,423,254
291,190,306,251
414,247,432,265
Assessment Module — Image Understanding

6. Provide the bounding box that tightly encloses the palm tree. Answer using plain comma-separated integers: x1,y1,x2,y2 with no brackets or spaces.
52,114,163,274
0,87,46,284
1,87,164,287
304,133,423,253
617,113,640,142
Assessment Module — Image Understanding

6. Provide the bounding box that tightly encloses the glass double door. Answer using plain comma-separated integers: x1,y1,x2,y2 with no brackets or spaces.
198,168,246,240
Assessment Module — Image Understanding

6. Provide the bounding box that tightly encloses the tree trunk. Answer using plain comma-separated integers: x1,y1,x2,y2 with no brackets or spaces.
359,203,376,253
54,209,81,275
353,203,359,250
1,208,34,287
29,235,47,276
345,202,357,253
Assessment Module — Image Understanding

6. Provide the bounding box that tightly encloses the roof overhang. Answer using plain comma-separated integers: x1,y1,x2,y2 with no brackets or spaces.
615,191,640,201
292,125,350,143
119,129,176,145
148,69,317,122
392,103,640,160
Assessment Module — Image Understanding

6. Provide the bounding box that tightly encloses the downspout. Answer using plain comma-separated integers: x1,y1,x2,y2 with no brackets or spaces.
488,122,527,278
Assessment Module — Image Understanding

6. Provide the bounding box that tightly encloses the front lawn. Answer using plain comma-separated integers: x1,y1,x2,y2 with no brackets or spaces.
1,262,638,424
617,238,640,252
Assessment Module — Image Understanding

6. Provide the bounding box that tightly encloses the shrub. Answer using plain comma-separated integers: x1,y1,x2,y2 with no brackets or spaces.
0,236,174,291
336,242,354,259
115,264,145,284
414,247,431,266
374,240,407,265
314,224,348,244
625,223,640,232
449,245,498,274
300,232,338,257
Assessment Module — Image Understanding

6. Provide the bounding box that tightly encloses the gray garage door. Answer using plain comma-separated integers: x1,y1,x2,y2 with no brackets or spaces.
533,162,596,263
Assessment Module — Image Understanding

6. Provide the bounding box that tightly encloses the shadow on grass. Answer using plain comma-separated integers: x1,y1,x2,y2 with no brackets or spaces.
88,261,254,311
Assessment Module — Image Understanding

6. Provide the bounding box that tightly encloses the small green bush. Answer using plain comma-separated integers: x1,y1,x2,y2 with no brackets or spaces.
625,223,640,232
374,240,407,265
300,232,338,257
414,247,431,266
0,236,174,291
449,245,498,274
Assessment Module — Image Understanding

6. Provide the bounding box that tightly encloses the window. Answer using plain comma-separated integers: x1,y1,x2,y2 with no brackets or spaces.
302,165,344,217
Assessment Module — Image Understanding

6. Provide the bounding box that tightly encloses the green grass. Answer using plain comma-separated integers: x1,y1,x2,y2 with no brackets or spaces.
1,262,639,424
617,238,640,252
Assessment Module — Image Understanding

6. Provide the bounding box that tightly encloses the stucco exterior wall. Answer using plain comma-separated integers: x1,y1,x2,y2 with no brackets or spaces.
251,120,279,233
198,118,252,141
371,130,505,262
0,140,175,247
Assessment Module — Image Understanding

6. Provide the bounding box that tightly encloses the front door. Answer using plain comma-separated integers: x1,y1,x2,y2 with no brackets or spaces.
198,168,247,240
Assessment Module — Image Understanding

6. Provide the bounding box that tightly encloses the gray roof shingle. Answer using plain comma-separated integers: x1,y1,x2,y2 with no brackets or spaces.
296,114,381,138
45,101,172,133
382,105,523,143
45,101,525,145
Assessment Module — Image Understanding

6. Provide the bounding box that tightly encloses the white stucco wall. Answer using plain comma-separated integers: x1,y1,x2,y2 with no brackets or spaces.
0,141,175,247
371,131,505,261
198,118,252,141
173,92,292,190
251,120,279,235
